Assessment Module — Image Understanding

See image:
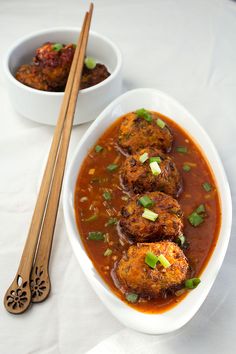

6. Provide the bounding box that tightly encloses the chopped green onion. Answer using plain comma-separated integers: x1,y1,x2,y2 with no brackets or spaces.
156,118,166,129
145,251,159,269
176,146,188,154
188,212,204,227
149,156,161,163
139,152,149,163
150,161,161,176
142,208,158,221
158,254,171,268
95,145,103,152
196,204,205,214
136,108,152,122
88,231,105,241
104,248,112,256
202,182,212,192
183,164,191,172
105,217,118,226
138,195,154,208
185,278,201,289
107,164,118,172
84,56,96,69
85,214,98,222
52,43,63,51
177,234,186,247
103,191,112,201
125,293,139,303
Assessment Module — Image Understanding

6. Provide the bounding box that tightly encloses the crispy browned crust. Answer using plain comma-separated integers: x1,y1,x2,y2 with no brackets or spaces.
120,191,183,242
118,112,173,154
121,147,182,197
116,241,189,298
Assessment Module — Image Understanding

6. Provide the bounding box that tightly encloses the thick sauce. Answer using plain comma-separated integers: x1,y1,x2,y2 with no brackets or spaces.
74,112,221,313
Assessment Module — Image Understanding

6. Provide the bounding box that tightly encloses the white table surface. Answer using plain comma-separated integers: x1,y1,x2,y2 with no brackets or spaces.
1,0,236,353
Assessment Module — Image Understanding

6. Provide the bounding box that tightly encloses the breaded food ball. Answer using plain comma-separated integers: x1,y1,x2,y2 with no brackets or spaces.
120,192,183,242
15,64,49,91
121,147,182,197
118,111,173,154
116,241,189,298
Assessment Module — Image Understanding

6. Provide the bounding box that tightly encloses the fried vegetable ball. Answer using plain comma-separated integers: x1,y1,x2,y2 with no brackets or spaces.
33,42,75,90
121,147,182,197
116,241,189,298
120,191,183,242
118,111,173,154
15,64,50,91
81,63,110,90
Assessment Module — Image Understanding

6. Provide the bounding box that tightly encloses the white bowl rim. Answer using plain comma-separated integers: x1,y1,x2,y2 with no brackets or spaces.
62,87,232,333
3,26,122,96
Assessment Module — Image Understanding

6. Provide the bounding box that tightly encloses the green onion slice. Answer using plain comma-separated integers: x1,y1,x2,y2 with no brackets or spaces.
138,195,154,208
103,191,112,201
139,152,149,163
188,212,204,227
156,118,166,128
95,145,103,152
85,214,98,222
107,163,118,172
125,293,139,303
104,248,112,256
183,164,191,172
177,234,186,247
52,43,63,51
202,182,212,192
88,231,105,241
196,204,205,214
150,161,161,175
84,56,96,69
136,108,152,122
105,217,118,226
149,156,161,163
145,251,159,269
176,146,188,154
142,208,158,221
158,254,171,268
185,278,201,289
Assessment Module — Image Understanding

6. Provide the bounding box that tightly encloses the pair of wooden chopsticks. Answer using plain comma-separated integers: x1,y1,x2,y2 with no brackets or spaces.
4,3,94,315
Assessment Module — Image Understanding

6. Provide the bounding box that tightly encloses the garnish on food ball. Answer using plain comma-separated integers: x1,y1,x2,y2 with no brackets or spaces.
84,56,97,70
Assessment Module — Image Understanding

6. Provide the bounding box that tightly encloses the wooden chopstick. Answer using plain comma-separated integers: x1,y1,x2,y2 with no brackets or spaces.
31,3,94,303
4,3,94,314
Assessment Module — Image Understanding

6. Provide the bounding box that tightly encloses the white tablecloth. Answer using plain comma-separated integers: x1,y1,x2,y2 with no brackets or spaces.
1,0,236,353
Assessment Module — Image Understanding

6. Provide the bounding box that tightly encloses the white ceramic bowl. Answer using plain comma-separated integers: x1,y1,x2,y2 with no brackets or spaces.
63,88,232,334
3,27,122,125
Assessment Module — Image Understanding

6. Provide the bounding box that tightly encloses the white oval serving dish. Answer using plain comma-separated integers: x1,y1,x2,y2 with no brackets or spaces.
63,88,232,334
3,27,122,125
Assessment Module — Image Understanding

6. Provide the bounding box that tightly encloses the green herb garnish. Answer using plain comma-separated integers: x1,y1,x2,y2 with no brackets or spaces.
202,182,212,192
103,191,112,201
88,231,105,241
183,164,191,172
142,208,159,222
185,278,201,289
95,145,103,153
52,43,63,51
145,251,159,269
176,146,188,154
149,156,161,163
84,56,96,69
107,164,118,172
125,293,139,303
105,217,118,226
85,214,98,222
138,195,154,208
156,118,166,128
136,108,152,122
139,152,149,163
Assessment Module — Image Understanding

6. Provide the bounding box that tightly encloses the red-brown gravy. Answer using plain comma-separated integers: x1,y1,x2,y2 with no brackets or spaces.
74,112,221,313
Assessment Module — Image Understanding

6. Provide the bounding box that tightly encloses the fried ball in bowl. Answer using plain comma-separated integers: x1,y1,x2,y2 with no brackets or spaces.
15,64,50,91
118,111,173,154
120,191,183,242
116,241,189,298
121,147,182,197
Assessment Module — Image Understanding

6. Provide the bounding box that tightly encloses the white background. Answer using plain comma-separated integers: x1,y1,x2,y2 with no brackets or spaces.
0,0,236,353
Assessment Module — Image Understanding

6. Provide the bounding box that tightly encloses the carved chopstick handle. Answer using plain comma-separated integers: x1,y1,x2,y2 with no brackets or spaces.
4,273,32,314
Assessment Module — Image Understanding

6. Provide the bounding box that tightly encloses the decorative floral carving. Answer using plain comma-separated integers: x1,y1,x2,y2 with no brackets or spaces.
31,267,47,298
7,283,28,310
